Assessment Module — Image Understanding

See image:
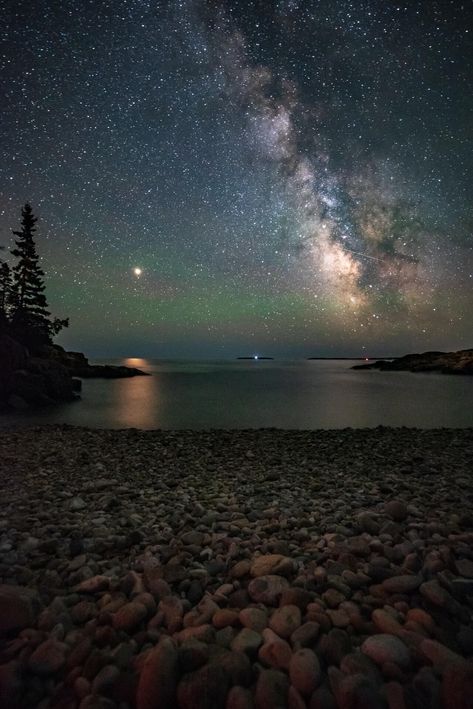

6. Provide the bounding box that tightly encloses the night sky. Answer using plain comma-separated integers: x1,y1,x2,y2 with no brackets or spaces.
1,0,472,358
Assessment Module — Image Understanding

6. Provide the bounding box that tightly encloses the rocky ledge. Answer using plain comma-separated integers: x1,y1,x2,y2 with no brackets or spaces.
1,426,473,708
0,335,148,411
46,346,149,379
353,349,473,376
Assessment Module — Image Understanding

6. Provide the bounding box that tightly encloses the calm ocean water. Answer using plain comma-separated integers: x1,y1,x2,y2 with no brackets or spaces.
1,359,472,429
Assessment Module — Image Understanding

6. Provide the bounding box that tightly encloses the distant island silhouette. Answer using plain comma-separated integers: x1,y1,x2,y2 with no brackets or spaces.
237,356,274,360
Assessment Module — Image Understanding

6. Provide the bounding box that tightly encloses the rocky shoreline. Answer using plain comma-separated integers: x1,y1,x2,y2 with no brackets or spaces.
0,335,148,411
1,426,473,708
353,349,473,375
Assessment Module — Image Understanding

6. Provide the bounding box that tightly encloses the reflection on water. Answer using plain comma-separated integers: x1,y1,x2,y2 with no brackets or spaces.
115,374,158,428
2,359,473,429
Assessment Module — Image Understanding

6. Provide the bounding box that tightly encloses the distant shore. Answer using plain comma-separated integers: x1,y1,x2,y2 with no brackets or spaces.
2,426,473,708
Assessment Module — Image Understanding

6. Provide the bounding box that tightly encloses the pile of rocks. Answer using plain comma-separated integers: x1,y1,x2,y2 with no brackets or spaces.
1,426,473,708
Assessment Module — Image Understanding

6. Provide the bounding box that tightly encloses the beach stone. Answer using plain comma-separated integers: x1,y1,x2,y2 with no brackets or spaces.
258,638,292,670
226,686,254,709
309,685,337,709
319,629,352,666
28,638,67,675
413,667,441,708
455,559,473,578
372,609,403,635
239,608,268,632
79,697,116,709
0,661,21,706
269,605,301,639
419,638,466,672
291,622,320,648
213,609,239,629
248,575,290,605
255,669,289,709
385,501,408,522
340,652,382,681
177,663,229,709
251,555,294,577
69,496,87,511
322,588,345,608
442,662,473,709
346,537,371,556
357,512,381,534
215,650,252,687
361,634,410,668
420,580,451,608
92,664,120,694
113,601,147,631
136,637,178,709
230,560,251,579
0,585,41,635
75,575,110,594
280,588,312,610
231,628,263,656
289,648,321,696
288,685,306,709
159,595,184,632
71,600,96,624
382,574,423,594
181,531,205,546
178,639,209,671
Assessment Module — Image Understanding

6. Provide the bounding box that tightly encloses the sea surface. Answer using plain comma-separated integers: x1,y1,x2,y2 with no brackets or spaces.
2,358,473,430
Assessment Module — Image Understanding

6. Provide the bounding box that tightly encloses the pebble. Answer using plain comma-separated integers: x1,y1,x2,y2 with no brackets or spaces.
1,427,473,709
289,648,321,695
361,634,411,668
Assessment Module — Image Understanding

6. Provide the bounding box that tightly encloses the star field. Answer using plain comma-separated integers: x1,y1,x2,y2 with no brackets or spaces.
1,0,472,357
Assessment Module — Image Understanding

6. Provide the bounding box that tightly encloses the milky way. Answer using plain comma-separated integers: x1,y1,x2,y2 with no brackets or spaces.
1,0,472,357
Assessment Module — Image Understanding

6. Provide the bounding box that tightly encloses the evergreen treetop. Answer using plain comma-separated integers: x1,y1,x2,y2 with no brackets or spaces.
11,203,50,320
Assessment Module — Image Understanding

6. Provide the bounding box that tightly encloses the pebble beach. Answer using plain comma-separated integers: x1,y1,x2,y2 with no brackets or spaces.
1,425,473,709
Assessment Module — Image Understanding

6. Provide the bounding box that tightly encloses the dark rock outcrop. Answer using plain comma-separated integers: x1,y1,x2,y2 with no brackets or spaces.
0,336,148,410
353,349,473,375
44,344,149,378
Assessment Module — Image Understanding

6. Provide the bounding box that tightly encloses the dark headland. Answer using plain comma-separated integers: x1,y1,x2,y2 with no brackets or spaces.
352,349,473,376
1,426,473,708
0,333,149,411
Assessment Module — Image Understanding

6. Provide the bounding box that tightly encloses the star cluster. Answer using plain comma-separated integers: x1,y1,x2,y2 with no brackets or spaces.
1,0,472,357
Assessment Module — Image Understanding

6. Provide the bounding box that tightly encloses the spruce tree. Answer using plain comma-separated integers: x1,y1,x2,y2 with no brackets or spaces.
9,204,68,348
0,261,13,317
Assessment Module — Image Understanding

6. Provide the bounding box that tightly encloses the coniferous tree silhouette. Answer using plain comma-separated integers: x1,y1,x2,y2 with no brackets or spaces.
0,261,13,317
9,204,68,349
0,249,11,332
